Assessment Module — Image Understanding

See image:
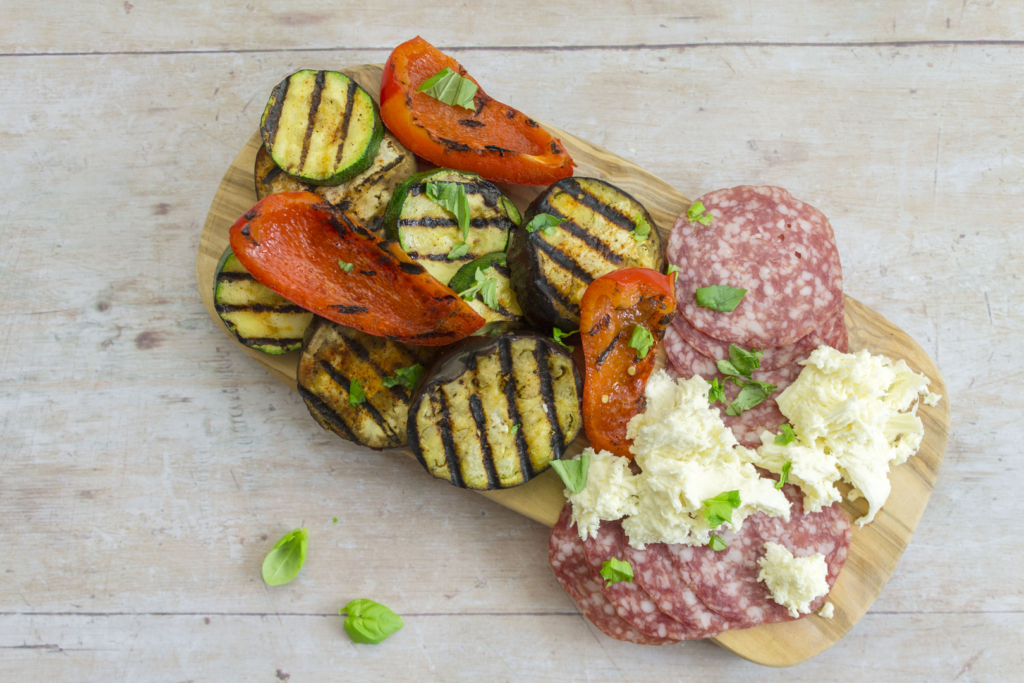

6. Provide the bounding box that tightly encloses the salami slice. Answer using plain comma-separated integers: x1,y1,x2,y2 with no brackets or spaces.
549,504,670,645
668,186,844,347
720,359,803,449
582,520,689,641
664,324,719,379
623,539,732,638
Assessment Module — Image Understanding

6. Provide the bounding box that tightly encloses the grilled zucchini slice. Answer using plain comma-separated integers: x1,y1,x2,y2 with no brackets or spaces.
448,253,523,332
297,317,441,449
408,332,583,490
507,177,664,331
260,70,383,186
383,169,521,285
254,131,416,237
214,248,313,354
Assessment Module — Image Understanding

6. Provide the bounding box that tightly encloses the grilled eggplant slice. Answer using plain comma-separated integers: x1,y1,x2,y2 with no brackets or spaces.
383,169,521,285
448,252,523,333
214,248,313,354
297,317,441,449
408,332,583,490
260,70,383,185
507,177,664,331
254,130,416,237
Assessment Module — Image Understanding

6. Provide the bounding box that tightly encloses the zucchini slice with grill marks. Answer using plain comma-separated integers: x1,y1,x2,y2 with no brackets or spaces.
214,248,313,354
254,130,417,236
408,332,583,490
383,168,521,285
297,317,442,449
448,252,523,332
506,177,664,331
260,70,383,186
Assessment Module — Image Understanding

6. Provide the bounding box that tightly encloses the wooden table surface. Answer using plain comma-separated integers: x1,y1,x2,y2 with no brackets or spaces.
2,2,1021,680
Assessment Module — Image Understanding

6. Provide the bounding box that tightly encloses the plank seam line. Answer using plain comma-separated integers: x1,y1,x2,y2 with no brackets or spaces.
2,40,1023,58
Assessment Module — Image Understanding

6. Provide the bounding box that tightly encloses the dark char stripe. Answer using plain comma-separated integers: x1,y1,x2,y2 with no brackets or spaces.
330,304,370,314
595,334,619,368
533,341,567,459
336,331,410,402
409,181,502,208
259,163,286,188
436,389,464,488
297,384,360,443
532,269,580,320
351,155,405,192
556,212,626,266
216,272,257,283
500,337,531,480
215,303,307,315
333,78,358,167
469,394,499,489
318,360,399,443
239,336,300,350
533,236,595,286
263,76,290,148
396,216,511,230
560,178,638,233
298,70,326,171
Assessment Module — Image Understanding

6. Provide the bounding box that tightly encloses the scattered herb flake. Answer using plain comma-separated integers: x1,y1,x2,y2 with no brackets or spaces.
551,327,577,352
776,461,793,490
695,285,747,312
510,423,520,435
708,377,726,404
631,214,651,242
708,534,727,551
702,490,742,529
725,380,777,416
774,424,796,446
337,259,354,273
348,378,366,407
426,181,471,240
599,557,634,588
686,201,714,226
666,264,680,283
446,241,471,260
381,364,424,390
524,213,565,236
628,325,655,359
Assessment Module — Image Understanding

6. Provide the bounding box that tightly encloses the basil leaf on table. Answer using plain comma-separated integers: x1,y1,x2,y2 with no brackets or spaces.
262,527,309,586
341,599,404,645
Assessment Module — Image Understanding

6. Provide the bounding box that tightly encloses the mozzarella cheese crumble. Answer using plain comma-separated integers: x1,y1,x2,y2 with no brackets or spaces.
755,346,941,526
818,602,835,619
756,542,830,618
564,450,638,540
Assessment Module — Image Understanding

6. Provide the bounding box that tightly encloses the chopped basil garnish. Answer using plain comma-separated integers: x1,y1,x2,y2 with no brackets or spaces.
426,182,471,240
702,490,741,529
510,423,520,435
551,327,576,352
708,534,727,551
708,377,726,404
631,214,651,242
524,213,564,236
337,259,354,273
348,378,366,407
666,264,680,283
717,344,763,378
458,267,499,310
417,67,478,111
261,527,308,586
628,325,655,359
776,461,793,490
686,201,714,226
725,380,777,416
446,241,471,260
382,364,424,390
550,454,590,494
599,557,633,588
341,599,404,645
695,285,747,312
333,517,338,524
774,424,796,446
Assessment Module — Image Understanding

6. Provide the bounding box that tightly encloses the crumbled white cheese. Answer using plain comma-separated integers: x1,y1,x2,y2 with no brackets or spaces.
755,346,938,525
564,449,639,540
923,391,942,407
756,541,830,618
818,602,835,619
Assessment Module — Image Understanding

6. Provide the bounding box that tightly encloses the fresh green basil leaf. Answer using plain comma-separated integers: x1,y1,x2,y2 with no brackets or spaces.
631,214,651,242
261,527,309,586
695,285,747,312
708,534,727,551
599,557,633,588
686,201,714,226
446,241,471,260
349,378,366,407
510,423,520,435
708,378,726,404
341,599,404,645
702,490,742,529
480,275,499,310
628,325,655,359
666,264,680,283
776,461,793,490
416,67,478,111
524,213,565,236
725,380,777,417
717,359,743,378
381,364,424,390
551,327,577,352
728,344,763,377
333,517,338,524
337,259,354,273
426,182,471,239
549,454,590,494
774,424,796,446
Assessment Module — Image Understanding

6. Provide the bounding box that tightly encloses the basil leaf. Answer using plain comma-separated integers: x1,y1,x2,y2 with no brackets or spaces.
774,424,796,446
549,454,590,494
416,67,478,111
725,380,777,416
524,213,565,236
341,599,404,645
446,241,471,260
728,344,763,377
631,214,651,242
717,359,743,378
426,182,471,239
666,264,680,283
551,327,577,352
333,517,338,524
510,423,520,435
599,557,633,588
695,285,747,312
708,378,725,404
337,259,354,273
381,364,424,390
480,275,499,310
702,490,741,529
628,325,655,359
708,534,727,551
261,527,308,586
349,378,366,407
686,201,714,226
776,461,793,490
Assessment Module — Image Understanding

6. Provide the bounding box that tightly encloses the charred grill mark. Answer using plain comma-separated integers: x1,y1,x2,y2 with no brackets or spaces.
214,303,307,314
588,314,611,336
330,304,370,314
459,119,486,128
396,216,511,230
657,312,677,327
298,384,360,443
546,207,625,265
484,144,514,157
237,336,299,350
298,70,325,171
359,269,377,277
259,164,286,187
215,272,256,283
438,137,471,153
533,237,595,286
437,389,464,488
525,118,539,128
550,141,562,155
351,155,404,191
506,108,515,119
333,78,358,167
532,270,579,320
317,359,399,442
336,331,410,402
263,78,289,148
469,394,499,489
595,335,619,367
407,328,453,341
398,261,426,275
408,181,503,207
534,342,566,457
244,209,258,220
500,337,531,480
562,179,638,233
492,263,511,278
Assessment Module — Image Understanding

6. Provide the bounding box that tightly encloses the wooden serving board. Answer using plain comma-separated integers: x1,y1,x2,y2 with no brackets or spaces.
196,64,950,667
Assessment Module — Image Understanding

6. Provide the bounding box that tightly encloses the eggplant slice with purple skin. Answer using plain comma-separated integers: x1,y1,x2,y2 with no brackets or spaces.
408,332,583,490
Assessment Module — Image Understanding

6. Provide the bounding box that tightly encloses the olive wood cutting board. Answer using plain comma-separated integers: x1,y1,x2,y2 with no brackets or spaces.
195,64,950,667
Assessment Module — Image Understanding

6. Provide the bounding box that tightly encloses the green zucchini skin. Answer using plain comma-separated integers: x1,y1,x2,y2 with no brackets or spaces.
260,70,383,186
407,332,583,490
507,177,665,332
214,248,313,354
382,168,520,285
297,317,442,450
447,252,524,333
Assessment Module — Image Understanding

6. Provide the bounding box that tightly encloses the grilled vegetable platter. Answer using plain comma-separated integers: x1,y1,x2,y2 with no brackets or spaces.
195,40,950,667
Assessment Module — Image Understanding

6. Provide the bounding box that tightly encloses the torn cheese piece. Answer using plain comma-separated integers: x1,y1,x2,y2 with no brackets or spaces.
757,541,830,618
564,449,638,541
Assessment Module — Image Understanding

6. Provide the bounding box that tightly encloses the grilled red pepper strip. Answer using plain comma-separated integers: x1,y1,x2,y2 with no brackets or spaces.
229,192,485,345
380,36,575,186
580,268,677,457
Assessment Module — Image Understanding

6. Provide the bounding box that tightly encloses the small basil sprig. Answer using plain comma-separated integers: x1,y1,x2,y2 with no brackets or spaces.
774,424,796,446
425,182,472,258
707,378,726,404
446,241,470,260
775,461,793,490
702,490,741,529
417,67,478,111
349,378,366,407
687,201,714,226
551,327,576,352
337,259,354,273
382,364,424,390
695,285,747,312
631,214,651,242
525,213,564,236
717,344,763,379
262,527,309,586
725,380,777,416
458,267,500,310
341,599,404,645
708,534,727,551
599,557,633,588
628,325,655,359
666,264,680,284
550,454,590,494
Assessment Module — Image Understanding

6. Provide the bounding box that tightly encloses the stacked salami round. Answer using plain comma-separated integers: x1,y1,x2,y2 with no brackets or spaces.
664,186,849,448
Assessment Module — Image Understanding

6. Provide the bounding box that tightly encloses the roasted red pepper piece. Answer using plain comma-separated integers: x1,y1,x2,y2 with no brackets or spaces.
380,36,576,186
580,268,677,457
229,192,485,345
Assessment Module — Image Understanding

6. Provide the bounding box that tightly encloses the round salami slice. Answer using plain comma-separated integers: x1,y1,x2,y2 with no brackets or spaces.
669,186,844,348
720,358,803,449
623,539,731,638
582,520,689,641
549,504,670,645
664,324,719,380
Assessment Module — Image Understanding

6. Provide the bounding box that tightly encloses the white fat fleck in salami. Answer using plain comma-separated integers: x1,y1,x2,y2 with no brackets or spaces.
623,538,732,638
549,504,670,645
669,186,844,347
582,520,691,641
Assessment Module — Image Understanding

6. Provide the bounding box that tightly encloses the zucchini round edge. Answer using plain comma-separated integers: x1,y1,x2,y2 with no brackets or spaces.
448,252,524,334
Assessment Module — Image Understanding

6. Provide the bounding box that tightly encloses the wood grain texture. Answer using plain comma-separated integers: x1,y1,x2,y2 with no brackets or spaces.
196,64,950,667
